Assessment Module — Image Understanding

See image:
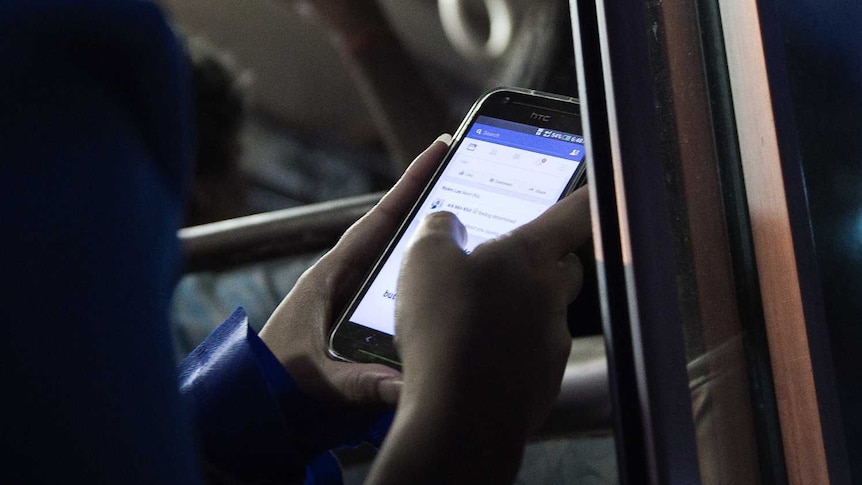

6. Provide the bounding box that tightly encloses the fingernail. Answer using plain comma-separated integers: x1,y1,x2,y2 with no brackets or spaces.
434,133,453,146
378,379,402,405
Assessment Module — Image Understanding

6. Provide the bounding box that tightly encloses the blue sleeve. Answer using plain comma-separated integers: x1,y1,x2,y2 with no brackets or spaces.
179,308,395,485
1,1,389,483
1,1,199,483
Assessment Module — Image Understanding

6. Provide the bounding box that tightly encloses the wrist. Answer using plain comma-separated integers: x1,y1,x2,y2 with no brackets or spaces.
370,393,526,484
399,370,531,445
400,354,535,432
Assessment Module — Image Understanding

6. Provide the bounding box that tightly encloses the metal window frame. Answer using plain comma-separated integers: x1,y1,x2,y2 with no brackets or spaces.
572,0,852,482
570,0,701,482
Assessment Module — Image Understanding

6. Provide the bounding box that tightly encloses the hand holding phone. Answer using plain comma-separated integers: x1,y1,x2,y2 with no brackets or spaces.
365,186,591,485
257,88,591,484
395,187,590,428
330,88,588,367
257,139,452,406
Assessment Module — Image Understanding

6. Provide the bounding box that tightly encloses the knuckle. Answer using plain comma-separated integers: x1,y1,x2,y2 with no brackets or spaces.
563,254,585,298
570,253,584,275
503,232,545,268
343,370,374,404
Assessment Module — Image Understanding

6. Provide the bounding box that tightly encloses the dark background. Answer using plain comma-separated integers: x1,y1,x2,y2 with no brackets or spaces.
777,2,862,482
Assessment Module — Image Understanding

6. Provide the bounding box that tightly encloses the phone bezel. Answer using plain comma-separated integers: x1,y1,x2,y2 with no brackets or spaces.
328,87,586,369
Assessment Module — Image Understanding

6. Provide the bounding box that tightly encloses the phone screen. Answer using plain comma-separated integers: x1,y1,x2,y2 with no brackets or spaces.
346,115,585,336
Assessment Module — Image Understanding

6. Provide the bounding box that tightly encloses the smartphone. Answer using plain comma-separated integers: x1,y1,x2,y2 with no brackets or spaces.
329,88,587,369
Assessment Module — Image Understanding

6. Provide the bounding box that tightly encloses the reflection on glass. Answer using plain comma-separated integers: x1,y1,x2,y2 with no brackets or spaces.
639,0,785,482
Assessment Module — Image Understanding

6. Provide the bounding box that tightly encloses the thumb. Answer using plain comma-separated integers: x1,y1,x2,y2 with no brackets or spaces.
329,362,403,406
398,211,468,295
406,211,468,256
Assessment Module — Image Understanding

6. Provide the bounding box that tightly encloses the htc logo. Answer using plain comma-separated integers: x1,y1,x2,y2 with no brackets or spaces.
530,112,551,122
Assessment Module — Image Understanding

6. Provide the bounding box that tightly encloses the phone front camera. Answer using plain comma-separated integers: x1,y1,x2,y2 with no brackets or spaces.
502,96,511,105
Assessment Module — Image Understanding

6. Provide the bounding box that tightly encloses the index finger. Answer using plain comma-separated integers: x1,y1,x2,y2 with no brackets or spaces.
508,186,591,258
330,135,451,265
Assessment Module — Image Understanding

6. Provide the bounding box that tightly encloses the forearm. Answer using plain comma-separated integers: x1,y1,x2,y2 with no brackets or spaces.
366,392,527,485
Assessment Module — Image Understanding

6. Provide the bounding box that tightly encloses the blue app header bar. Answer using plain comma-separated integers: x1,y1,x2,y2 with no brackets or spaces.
465,116,585,162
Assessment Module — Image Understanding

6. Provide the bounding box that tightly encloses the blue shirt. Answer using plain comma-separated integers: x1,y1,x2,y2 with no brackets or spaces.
1,1,388,483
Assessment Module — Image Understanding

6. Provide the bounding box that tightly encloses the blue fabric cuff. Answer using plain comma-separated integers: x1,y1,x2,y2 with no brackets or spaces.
179,308,305,483
243,313,395,456
179,308,394,484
